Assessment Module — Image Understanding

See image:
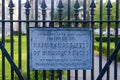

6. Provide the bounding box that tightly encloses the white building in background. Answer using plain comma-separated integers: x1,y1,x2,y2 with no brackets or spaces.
18,0,59,34
29,0,59,27
0,0,85,36
0,0,10,37
21,0,82,33
20,0,84,32
0,0,18,37
21,3,27,34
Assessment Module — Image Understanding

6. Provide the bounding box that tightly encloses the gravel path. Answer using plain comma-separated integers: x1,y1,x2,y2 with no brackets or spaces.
70,55,120,80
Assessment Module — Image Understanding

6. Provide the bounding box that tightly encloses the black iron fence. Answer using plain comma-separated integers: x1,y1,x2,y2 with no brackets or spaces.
0,0,120,80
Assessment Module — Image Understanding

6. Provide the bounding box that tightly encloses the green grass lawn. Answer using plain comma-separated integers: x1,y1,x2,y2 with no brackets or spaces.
0,35,27,80
0,35,65,80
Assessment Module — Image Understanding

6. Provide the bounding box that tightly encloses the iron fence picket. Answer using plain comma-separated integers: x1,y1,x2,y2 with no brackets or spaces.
90,0,96,80
99,0,103,75
67,0,71,80
83,0,87,79
58,0,64,80
115,0,119,80
24,1,31,80
106,1,112,80
74,0,80,80
35,0,38,79
18,0,22,73
8,0,15,80
41,0,47,80
51,0,55,79
2,0,5,80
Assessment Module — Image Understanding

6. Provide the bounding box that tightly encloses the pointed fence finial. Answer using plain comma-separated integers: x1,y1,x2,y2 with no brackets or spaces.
8,0,15,14
41,0,47,9
90,0,96,16
106,0,112,15
74,0,80,21
24,0,31,19
106,0,112,8
74,0,80,9
24,0,31,8
90,0,96,9
8,0,15,8
57,0,64,9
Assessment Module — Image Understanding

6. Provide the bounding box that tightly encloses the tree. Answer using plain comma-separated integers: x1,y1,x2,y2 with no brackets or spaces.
54,0,83,20
94,2,118,29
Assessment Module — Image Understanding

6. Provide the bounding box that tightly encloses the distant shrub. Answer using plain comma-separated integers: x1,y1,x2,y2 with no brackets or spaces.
94,42,120,61
14,70,65,80
0,38,15,43
95,36,120,42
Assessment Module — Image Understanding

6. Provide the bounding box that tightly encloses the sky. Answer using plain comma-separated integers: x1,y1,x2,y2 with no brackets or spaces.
103,0,115,3
12,0,116,3
13,0,115,3
13,0,26,3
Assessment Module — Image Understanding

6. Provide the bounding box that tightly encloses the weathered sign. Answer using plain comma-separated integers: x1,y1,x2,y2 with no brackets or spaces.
29,28,93,70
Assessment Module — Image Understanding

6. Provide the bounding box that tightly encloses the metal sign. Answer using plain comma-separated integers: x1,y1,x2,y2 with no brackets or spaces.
29,28,93,70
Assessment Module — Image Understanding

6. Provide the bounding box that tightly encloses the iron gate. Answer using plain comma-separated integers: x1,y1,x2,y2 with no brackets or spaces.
0,0,120,80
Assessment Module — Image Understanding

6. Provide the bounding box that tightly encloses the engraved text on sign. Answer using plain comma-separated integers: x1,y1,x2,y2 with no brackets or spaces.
29,28,92,70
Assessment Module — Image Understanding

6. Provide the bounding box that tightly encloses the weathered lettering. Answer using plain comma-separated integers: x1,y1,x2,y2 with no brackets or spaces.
29,28,92,70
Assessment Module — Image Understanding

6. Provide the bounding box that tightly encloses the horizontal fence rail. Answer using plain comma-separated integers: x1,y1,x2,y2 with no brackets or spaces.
0,0,120,80
1,20,120,23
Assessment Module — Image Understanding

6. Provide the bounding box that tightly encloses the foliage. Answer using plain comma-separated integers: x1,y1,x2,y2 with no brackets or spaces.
14,70,61,80
94,36,120,61
95,36,120,42
0,37,15,43
94,42,120,61
94,2,119,29
54,0,83,20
